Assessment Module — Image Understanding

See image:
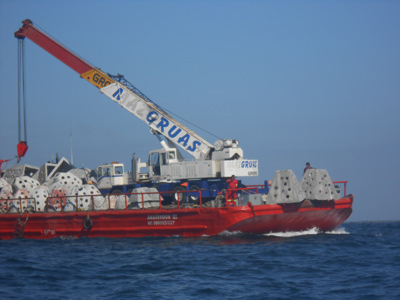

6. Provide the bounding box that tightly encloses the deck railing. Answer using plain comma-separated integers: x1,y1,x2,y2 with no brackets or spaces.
0,189,206,214
332,181,348,197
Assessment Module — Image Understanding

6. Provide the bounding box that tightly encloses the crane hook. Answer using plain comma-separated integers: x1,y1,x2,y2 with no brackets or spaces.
17,141,28,163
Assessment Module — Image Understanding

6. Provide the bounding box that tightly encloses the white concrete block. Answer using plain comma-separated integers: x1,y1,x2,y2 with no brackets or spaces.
267,170,306,204
300,169,340,200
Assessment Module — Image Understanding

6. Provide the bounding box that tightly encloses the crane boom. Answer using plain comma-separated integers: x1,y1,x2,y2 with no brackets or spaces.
14,20,93,75
14,19,214,160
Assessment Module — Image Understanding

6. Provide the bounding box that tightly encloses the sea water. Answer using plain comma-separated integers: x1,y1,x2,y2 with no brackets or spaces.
1,221,399,300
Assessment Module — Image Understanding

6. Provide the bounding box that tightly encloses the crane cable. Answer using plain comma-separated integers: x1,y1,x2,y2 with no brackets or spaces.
16,38,28,162
2,35,31,168
159,106,223,141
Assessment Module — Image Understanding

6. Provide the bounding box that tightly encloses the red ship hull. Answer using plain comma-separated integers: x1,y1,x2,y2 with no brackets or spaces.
0,196,353,240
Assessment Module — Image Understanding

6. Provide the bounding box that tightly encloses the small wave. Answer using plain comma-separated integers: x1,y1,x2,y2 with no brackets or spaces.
263,227,320,238
218,230,245,237
217,226,349,238
326,227,349,235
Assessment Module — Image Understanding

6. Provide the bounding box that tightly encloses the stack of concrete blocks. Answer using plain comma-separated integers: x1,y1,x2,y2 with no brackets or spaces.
46,172,83,188
47,185,67,212
1,156,168,213
47,171,107,211
70,185,92,211
0,178,13,194
104,195,118,210
300,169,340,200
69,184,107,211
127,187,163,209
0,157,110,213
90,185,108,211
46,172,82,212
10,189,31,213
12,176,40,193
11,176,54,213
69,168,91,184
1,164,39,185
266,170,306,204
33,162,57,185
33,157,72,185
0,178,13,213
8,176,41,213
30,187,49,212
114,193,131,210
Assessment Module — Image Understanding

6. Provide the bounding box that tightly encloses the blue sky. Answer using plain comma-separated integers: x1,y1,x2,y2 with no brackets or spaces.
1,0,399,221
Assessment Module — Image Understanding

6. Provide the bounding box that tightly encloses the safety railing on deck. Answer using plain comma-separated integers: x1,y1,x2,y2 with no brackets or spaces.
0,186,266,214
242,185,264,194
0,189,206,214
333,181,348,197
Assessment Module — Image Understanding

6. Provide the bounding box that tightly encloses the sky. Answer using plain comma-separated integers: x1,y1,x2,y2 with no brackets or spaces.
0,0,399,222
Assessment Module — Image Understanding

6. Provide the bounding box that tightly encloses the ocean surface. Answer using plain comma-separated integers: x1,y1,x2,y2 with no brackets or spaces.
1,221,399,300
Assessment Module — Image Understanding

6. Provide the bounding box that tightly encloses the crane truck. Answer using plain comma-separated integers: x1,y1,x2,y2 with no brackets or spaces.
14,19,268,202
